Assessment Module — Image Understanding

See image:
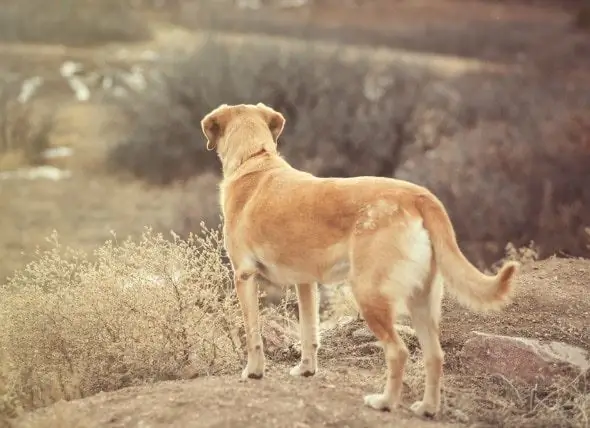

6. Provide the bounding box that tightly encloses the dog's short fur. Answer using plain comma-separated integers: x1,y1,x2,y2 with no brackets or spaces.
201,103,519,418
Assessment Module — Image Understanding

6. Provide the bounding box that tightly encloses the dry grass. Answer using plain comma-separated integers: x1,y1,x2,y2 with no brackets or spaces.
0,225,304,425
439,370,590,427
0,226,241,416
0,0,151,47
181,0,588,68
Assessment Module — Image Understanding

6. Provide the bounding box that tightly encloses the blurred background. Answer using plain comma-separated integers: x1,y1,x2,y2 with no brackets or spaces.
1,0,589,283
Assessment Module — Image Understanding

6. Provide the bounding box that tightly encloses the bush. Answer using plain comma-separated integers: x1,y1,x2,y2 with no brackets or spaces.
0,82,54,171
575,4,590,30
396,75,590,264
0,0,151,46
107,36,444,184
0,227,243,416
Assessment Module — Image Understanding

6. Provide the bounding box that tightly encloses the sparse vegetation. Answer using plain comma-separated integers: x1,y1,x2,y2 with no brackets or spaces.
0,226,306,423
0,227,241,415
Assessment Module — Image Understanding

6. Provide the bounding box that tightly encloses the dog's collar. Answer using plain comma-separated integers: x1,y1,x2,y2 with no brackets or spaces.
228,148,270,177
245,148,268,163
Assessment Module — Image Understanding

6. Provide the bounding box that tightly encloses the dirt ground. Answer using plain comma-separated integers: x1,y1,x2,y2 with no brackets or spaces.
442,257,589,355
10,258,590,428
12,366,457,428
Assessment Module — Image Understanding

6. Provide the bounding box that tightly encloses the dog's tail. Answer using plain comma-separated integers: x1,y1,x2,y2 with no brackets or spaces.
418,194,518,312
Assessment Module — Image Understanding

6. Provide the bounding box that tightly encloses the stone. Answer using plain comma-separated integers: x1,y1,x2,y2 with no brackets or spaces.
459,331,590,385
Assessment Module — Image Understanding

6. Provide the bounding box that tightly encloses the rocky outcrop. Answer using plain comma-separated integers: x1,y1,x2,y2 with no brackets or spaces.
459,331,590,385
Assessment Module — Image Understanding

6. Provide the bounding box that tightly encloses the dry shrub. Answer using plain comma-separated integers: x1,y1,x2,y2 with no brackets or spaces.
396,75,590,266
575,4,590,30
321,284,360,321
0,226,243,416
106,36,438,184
440,371,590,428
0,84,53,171
500,241,540,266
0,0,150,46
0,224,305,422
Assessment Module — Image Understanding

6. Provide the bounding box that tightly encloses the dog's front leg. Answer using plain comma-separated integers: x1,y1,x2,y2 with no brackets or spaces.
290,283,319,377
235,270,265,380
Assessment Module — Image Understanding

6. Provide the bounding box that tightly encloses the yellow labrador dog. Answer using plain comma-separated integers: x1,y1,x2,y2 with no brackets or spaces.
201,103,518,418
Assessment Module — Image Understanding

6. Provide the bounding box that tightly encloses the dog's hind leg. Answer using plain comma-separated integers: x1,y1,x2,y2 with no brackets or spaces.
349,215,415,411
352,283,408,411
235,270,265,380
407,274,444,418
290,283,320,377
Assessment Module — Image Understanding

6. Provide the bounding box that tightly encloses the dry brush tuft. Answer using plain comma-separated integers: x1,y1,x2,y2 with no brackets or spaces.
0,226,244,418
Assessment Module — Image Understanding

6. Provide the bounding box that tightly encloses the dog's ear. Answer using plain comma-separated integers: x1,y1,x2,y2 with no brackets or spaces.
256,103,285,144
201,104,231,151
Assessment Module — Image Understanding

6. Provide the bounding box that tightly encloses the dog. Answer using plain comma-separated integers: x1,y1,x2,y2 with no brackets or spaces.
201,102,519,418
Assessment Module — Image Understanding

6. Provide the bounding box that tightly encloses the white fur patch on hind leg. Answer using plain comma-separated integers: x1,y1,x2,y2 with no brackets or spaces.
380,218,433,303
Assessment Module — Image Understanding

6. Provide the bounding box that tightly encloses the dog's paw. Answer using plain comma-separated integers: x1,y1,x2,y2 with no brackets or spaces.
410,401,437,418
289,363,316,378
240,366,263,382
363,394,392,412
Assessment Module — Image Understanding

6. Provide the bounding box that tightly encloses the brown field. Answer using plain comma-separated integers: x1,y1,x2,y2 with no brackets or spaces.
0,1,589,427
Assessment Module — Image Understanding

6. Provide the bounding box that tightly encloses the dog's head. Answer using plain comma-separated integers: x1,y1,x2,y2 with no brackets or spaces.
200,103,285,155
